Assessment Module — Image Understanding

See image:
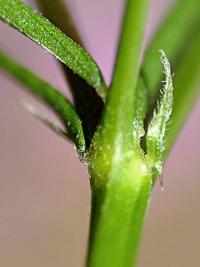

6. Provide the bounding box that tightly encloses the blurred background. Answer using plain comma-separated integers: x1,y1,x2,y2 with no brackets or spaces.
0,0,199,266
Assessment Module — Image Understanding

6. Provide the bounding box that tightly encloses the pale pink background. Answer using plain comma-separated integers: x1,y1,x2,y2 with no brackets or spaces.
0,0,200,266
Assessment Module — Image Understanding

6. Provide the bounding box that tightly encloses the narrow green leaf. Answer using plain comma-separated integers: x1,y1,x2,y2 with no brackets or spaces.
146,51,173,176
23,101,69,140
36,0,105,147
0,50,86,154
165,33,200,156
142,0,200,101
36,0,83,46
0,0,107,100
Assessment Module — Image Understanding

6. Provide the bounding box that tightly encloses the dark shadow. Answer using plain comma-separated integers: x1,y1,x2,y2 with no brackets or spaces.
36,0,104,147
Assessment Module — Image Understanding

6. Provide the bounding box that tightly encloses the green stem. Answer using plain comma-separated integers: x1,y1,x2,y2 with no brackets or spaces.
101,0,149,150
87,1,150,266
87,153,152,267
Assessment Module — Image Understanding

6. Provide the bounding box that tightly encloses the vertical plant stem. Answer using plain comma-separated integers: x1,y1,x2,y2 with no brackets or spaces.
87,1,150,267
87,163,152,267
101,0,149,150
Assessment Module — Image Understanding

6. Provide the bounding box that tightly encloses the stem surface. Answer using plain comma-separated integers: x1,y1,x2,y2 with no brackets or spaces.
101,0,149,151
87,0,150,266
87,155,152,267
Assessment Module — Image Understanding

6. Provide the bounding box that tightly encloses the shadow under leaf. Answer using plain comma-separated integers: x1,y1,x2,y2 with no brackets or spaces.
36,0,104,147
